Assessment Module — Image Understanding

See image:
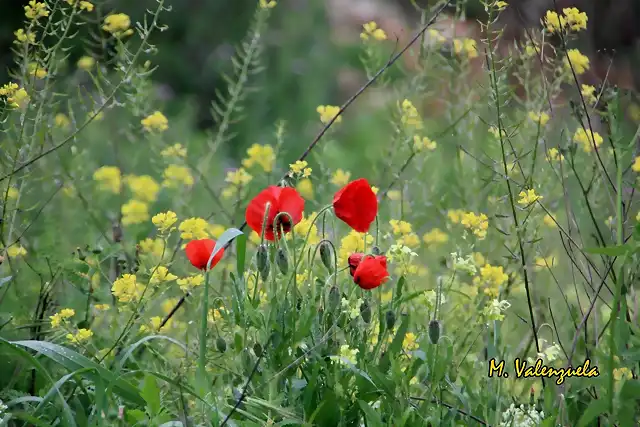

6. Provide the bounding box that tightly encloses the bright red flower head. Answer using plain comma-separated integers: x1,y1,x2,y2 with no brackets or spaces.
245,186,305,241
348,252,364,277
353,255,389,290
332,178,378,233
185,239,225,270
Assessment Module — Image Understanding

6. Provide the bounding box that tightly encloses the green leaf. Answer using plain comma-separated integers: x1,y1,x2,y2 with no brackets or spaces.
11,340,144,406
584,245,630,257
577,398,608,427
236,232,247,279
141,374,161,416
358,400,384,427
116,335,187,371
620,379,640,400
379,312,409,372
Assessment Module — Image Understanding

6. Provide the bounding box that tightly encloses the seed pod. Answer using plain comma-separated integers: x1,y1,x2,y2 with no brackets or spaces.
319,242,333,271
257,242,268,268
385,310,396,330
328,285,340,310
216,337,227,353
253,342,263,358
360,299,372,324
428,319,441,344
276,247,289,275
371,246,382,256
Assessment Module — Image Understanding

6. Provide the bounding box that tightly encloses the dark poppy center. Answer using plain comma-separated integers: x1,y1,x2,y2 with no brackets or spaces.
275,216,292,233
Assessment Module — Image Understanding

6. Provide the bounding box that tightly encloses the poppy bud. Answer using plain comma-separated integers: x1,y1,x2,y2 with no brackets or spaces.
319,242,333,271
256,244,268,273
216,337,227,353
328,285,340,310
253,342,263,358
385,310,396,330
428,319,441,344
371,246,382,255
276,247,289,275
259,261,270,282
360,299,372,323
76,247,86,261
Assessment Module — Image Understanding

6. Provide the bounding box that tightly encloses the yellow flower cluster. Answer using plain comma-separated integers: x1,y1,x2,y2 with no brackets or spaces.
564,49,590,75
289,212,320,244
28,62,47,79
534,256,555,271
331,169,351,187
149,266,178,285
14,29,36,44
455,211,489,239
67,328,94,344
50,308,75,328
493,1,508,11
177,274,204,293
25,1,49,20
403,332,418,351
413,135,437,152
152,211,178,233
259,0,277,8
473,264,508,297
242,144,275,172
141,111,169,133
489,126,507,139
613,367,633,382
223,168,253,199
400,99,423,129
126,175,160,203
544,8,587,33
573,128,603,153
0,83,29,109
139,316,167,333
360,21,387,41
546,148,564,162
162,164,194,188
581,84,597,104
296,178,314,199
103,13,134,38
543,214,557,228
93,166,121,194
528,111,549,127
121,200,150,226
289,160,312,178
178,217,210,240
317,105,342,124
453,38,478,58
422,228,448,247
65,0,94,11
389,219,420,248
77,56,95,71
338,230,373,264
6,245,27,258
55,113,71,129
517,189,543,206
111,274,143,303
161,143,187,159
139,238,165,258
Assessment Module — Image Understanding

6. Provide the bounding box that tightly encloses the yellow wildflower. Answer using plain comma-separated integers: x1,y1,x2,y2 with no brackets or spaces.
473,264,508,297
259,0,276,8
447,209,465,224
534,256,555,270
633,157,640,172
94,304,110,311
77,56,95,71
460,212,489,239
289,160,312,178
162,165,194,188
177,274,205,293
331,169,351,187
453,38,478,58
413,135,437,152
7,88,30,109
371,186,379,195
581,84,597,104
543,10,566,33
178,217,210,240
360,21,387,41
121,200,150,226
400,99,423,129
562,7,588,31
573,128,603,153
398,233,420,248
338,230,374,264
547,148,564,162
494,1,508,11
564,49,590,75
225,168,252,186
428,29,446,44
613,367,633,382
296,178,314,199
242,144,275,172
126,175,160,203
103,13,134,37
422,228,448,246
317,105,342,124
141,111,168,133
111,274,143,303
389,219,412,235
93,166,121,194
472,252,486,267
67,328,93,343
25,1,49,20
14,29,35,44
50,308,75,328
517,189,543,206
138,238,165,258
543,214,557,228
149,266,178,285
6,187,19,200
6,245,26,258
290,212,320,245
28,62,47,79
528,111,549,127
160,143,187,159
489,126,507,139
403,332,418,351
152,211,178,233
54,113,71,129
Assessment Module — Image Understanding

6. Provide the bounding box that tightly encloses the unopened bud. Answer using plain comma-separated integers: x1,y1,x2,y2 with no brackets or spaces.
360,299,372,323
371,246,382,255
428,319,441,344
385,310,396,330
276,247,289,275
259,260,270,282
328,285,340,310
256,244,268,274
253,342,263,358
319,242,333,271
216,337,227,353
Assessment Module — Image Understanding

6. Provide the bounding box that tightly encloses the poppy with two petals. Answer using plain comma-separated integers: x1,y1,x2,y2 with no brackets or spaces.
351,254,389,290
333,178,378,233
245,186,305,241
185,239,225,270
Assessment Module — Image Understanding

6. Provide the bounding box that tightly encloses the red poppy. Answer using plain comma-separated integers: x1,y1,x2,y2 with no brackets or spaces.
347,252,364,277
332,178,378,233
245,186,305,241
353,255,389,290
185,239,225,270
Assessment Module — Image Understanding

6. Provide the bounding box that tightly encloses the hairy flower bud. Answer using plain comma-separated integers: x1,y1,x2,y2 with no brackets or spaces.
253,342,263,358
259,260,270,282
319,241,333,271
428,319,441,344
328,285,340,310
371,246,382,256
385,310,396,330
360,299,372,323
216,337,227,353
276,247,289,275
257,244,268,270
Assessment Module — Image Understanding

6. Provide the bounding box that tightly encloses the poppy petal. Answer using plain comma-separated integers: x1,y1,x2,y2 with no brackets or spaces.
185,239,225,270
353,255,389,290
245,186,280,241
333,178,378,233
